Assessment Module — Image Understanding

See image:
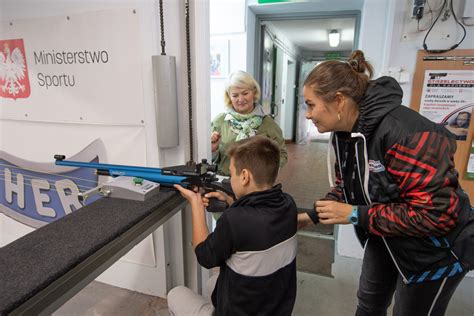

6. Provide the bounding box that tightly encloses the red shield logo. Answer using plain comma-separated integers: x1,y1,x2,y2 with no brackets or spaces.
0,39,31,100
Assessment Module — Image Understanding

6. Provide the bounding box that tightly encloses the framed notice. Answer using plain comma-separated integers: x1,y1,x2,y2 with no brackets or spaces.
419,70,474,141
411,49,474,201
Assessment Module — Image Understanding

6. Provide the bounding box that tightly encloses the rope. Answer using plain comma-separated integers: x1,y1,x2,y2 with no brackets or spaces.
185,0,194,163
159,0,166,55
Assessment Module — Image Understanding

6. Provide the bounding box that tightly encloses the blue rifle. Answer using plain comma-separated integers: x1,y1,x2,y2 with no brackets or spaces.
54,155,233,212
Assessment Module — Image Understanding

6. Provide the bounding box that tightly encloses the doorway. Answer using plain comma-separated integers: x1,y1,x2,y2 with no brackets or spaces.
249,9,360,277
253,14,360,143
209,0,360,278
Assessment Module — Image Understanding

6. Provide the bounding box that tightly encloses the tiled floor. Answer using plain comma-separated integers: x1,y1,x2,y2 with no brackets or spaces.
278,140,335,237
277,139,334,210
277,140,336,276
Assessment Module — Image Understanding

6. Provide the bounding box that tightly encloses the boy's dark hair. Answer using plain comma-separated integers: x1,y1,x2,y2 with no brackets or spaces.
227,136,280,187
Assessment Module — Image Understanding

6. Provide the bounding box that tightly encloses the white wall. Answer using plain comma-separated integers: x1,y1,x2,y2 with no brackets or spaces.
209,9,302,120
246,7,257,74
389,0,473,106
210,34,247,120
0,0,211,296
209,0,247,121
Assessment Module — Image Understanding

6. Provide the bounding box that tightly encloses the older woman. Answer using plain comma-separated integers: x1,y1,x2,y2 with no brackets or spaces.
211,70,287,176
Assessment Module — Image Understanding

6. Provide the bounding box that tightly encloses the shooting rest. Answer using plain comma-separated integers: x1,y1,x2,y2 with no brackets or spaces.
0,189,186,315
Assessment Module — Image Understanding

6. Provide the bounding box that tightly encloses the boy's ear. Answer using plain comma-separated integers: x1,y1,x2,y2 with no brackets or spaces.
241,168,251,186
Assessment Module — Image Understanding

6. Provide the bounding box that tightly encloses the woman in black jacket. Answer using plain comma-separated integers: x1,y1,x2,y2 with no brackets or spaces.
298,50,473,316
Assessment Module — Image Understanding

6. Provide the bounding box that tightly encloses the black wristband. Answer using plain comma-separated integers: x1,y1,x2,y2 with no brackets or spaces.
306,209,319,225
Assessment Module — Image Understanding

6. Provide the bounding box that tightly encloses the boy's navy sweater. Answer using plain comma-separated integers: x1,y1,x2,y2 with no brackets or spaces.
195,184,298,316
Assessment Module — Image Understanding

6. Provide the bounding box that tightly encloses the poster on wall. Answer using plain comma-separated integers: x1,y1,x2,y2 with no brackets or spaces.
0,9,145,125
210,38,229,78
419,70,474,141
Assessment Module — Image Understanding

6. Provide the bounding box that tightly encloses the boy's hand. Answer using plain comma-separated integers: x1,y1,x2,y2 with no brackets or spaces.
175,184,209,249
315,200,351,224
297,212,313,229
174,184,204,207
203,191,234,207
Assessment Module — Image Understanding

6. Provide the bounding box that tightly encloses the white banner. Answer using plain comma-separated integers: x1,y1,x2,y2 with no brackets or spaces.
0,9,145,125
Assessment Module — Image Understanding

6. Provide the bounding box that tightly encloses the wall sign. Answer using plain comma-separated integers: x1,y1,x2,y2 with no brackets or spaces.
0,139,105,228
0,9,145,125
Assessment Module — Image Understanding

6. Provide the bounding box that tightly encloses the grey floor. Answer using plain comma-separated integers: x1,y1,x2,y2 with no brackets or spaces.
54,255,474,316
54,141,474,315
54,281,170,316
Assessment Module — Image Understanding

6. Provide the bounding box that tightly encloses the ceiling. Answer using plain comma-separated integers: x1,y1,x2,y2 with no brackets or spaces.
268,17,356,52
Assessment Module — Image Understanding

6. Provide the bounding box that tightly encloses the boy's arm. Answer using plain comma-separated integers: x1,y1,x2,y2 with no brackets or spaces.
195,214,234,269
174,184,234,268
190,200,208,248
174,185,209,247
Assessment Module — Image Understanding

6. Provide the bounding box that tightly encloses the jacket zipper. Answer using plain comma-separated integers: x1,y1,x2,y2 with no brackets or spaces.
334,134,349,203
350,132,410,284
354,139,370,205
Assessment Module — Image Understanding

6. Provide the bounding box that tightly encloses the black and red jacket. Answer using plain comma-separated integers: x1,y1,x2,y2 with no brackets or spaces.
321,76,473,284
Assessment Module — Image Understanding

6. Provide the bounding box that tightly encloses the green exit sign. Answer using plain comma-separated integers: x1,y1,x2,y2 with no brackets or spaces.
258,0,290,3
325,52,343,60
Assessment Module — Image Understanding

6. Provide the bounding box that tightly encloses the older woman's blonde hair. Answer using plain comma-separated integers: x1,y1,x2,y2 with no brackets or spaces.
224,70,261,108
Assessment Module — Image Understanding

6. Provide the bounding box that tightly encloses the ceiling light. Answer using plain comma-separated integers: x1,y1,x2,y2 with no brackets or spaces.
328,30,340,47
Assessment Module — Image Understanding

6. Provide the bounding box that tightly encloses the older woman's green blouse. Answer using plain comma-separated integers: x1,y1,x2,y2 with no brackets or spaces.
211,112,288,176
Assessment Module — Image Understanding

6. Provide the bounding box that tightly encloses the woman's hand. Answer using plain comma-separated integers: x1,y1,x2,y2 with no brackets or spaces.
211,131,221,153
315,200,352,225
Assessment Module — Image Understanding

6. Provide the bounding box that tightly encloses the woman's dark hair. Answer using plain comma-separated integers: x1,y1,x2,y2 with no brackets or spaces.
304,50,374,104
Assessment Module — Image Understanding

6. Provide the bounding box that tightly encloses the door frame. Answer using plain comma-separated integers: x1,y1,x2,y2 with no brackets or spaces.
251,11,362,84
250,11,361,142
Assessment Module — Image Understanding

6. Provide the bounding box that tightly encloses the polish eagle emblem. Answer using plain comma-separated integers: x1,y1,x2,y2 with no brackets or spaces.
0,40,30,99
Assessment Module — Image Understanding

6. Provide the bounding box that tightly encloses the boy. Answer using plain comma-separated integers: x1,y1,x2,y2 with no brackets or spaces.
168,136,298,315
